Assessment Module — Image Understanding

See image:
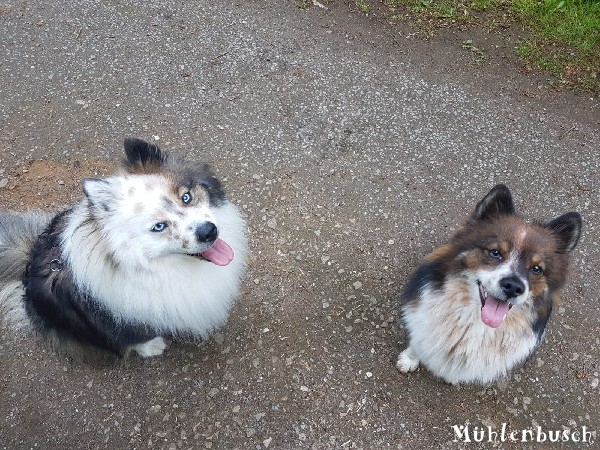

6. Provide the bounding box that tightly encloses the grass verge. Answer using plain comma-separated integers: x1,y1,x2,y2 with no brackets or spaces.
513,0,600,91
390,0,600,92
301,0,600,93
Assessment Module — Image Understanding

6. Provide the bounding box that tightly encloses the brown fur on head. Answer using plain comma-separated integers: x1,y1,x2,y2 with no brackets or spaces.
448,185,582,295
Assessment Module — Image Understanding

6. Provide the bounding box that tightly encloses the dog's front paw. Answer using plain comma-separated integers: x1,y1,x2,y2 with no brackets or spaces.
132,337,167,358
396,347,419,373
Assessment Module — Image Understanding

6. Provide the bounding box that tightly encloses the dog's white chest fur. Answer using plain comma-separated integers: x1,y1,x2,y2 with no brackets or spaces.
399,279,539,385
63,201,247,338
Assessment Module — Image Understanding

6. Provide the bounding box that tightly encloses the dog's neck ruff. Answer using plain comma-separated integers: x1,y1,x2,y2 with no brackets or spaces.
58,200,247,337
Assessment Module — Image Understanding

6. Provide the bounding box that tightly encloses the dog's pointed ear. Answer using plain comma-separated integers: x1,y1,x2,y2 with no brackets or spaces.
83,178,117,211
123,138,166,173
472,184,515,221
545,212,582,253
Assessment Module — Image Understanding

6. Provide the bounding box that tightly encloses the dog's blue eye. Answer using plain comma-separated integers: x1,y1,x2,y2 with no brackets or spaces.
531,265,543,275
489,249,502,260
151,222,168,232
181,192,192,204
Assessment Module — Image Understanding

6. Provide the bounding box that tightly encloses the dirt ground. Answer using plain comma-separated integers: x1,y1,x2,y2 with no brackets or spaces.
1,1,599,449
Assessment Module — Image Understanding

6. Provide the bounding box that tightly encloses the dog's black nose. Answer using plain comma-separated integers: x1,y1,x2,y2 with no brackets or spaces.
195,222,218,243
500,276,525,298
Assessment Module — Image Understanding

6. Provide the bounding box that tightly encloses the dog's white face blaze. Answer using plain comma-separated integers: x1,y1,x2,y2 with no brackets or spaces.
477,254,531,302
84,175,219,267
470,255,531,328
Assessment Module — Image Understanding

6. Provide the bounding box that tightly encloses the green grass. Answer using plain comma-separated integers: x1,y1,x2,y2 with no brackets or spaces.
514,0,600,90
514,0,600,50
375,0,600,92
356,0,369,13
469,0,501,10
385,0,507,19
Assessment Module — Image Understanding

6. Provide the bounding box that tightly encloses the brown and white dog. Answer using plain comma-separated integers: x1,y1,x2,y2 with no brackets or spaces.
396,184,582,384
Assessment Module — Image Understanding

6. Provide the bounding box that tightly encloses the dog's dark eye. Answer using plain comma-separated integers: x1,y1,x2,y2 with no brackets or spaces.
181,192,192,204
531,265,544,275
488,249,503,260
151,222,168,232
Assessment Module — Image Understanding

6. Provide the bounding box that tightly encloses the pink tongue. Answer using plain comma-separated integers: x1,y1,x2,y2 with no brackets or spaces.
481,296,510,328
200,238,234,266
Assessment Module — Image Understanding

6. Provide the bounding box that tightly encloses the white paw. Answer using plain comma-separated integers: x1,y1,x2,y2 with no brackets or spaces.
396,348,420,373
132,337,167,358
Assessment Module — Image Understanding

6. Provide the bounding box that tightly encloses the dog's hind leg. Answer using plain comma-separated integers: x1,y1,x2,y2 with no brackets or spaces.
130,337,167,357
396,346,420,373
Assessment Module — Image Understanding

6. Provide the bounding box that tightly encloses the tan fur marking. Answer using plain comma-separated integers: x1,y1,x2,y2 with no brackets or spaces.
425,244,454,262
530,277,548,297
498,241,510,257
463,249,482,270
530,255,543,266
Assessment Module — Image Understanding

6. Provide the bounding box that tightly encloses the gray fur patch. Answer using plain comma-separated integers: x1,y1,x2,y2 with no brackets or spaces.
0,211,52,282
160,196,179,214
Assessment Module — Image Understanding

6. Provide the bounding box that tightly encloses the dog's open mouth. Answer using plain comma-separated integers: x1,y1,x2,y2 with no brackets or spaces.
478,282,512,328
187,238,234,266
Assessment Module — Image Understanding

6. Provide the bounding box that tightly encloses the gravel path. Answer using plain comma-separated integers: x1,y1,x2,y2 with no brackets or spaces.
1,1,598,449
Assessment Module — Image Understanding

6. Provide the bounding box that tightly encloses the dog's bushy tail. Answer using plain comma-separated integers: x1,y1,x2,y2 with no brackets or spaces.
0,211,51,282
0,211,51,329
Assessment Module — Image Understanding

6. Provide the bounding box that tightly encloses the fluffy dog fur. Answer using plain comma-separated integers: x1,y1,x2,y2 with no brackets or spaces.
0,138,247,357
396,184,582,384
